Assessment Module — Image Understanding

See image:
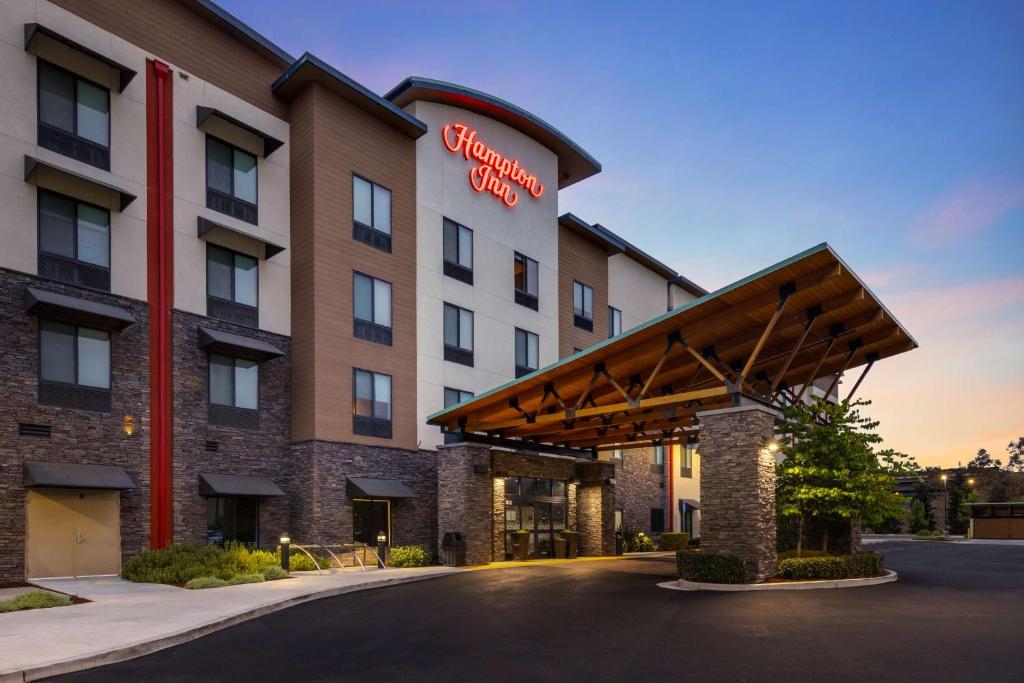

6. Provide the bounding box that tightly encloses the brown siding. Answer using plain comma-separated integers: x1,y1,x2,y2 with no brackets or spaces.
290,84,418,449
558,226,609,358
50,0,287,118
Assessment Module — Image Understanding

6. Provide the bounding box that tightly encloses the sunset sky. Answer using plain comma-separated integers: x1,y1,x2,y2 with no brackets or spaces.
222,0,1024,468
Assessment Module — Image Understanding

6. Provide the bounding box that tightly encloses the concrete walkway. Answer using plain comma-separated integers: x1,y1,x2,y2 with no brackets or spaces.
0,566,458,682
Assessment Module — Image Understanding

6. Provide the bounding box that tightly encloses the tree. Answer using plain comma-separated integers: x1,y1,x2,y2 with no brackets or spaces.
1007,438,1024,473
908,499,930,533
912,479,935,530
776,397,916,555
967,448,1002,471
946,469,975,535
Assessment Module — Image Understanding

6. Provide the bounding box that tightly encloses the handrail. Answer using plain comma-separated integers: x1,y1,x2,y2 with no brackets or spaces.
289,544,324,575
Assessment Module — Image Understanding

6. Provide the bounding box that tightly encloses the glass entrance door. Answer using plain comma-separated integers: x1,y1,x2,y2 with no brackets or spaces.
353,499,390,545
503,477,568,560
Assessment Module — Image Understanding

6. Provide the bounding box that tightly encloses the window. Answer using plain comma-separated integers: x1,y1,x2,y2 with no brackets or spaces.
353,175,392,252
207,244,258,327
207,136,258,224
515,328,539,378
443,303,474,366
608,306,622,338
442,218,473,284
681,442,696,478
208,353,259,428
353,272,392,345
38,320,111,411
650,508,665,534
37,190,111,291
444,387,474,409
573,281,593,331
514,252,539,310
502,477,569,560
353,368,392,438
614,510,623,532
650,445,664,474
611,448,623,460
680,502,695,536
37,60,110,169
207,497,258,547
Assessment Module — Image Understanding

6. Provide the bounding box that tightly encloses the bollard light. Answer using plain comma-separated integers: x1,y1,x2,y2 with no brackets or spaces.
280,535,291,572
376,531,387,569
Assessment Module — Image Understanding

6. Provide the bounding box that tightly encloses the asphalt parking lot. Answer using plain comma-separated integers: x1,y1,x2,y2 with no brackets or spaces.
52,540,1024,682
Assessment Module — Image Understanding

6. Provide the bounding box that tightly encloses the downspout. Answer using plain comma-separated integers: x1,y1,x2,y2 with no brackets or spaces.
667,444,674,532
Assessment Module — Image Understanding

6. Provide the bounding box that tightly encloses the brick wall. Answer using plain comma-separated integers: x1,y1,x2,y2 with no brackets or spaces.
436,443,491,564
613,447,666,533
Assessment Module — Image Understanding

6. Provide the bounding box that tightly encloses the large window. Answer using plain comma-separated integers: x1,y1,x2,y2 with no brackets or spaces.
515,328,539,378
37,60,110,169
208,353,258,429
207,497,258,547
514,252,539,310
442,218,473,284
38,320,111,411
353,368,392,438
353,272,392,345
608,306,622,338
681,442,696,478
207,136,258,224
207,244,258,327
650,508,665,534
38,190,110,291
353,175,392,253
650,445,664,474
353,499,390,546
443,303,474,366
573,281,593,331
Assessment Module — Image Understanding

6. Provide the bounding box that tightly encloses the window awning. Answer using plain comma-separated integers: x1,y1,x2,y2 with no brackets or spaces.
199,473,285,498
25,156,136,211
196,106,284,157
25,461,136,490
347,477,417,499
197,326,284,361
24,23,137,92
25,286,136,330
680,499,700,511
198,216,285,260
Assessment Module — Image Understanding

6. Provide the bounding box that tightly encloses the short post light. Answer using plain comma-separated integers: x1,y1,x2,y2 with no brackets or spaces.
280,534,291,572
376,531,387,569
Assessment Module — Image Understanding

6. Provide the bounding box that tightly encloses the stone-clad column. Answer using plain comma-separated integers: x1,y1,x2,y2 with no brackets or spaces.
697,404,780,581
576,461,616,556
436,442,492,565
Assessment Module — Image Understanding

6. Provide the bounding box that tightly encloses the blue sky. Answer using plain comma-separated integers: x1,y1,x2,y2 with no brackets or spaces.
222,0,1023,467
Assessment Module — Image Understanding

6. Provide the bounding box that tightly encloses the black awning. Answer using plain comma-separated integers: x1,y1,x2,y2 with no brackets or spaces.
196,106,284,157
25,461,136,490
347,477,417,499
680,499,700,511
199,473,285,498
24,23,137,92
197,326,284,361
24,155,137,211
198,216,285,260
25,286,136,330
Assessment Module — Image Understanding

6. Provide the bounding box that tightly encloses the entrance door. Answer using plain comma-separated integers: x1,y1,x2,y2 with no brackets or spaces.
26,489,121,578
352,499,390,545
503,477,568,560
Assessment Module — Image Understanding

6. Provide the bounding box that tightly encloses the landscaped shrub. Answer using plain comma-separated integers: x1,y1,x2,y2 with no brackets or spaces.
184,577,228,590
387,545,431,568
0,591,72,612
677,550,748,584
123,543,237,584
915,529,933,538
263,565,289,580
226,573,265,586
931,529,944,538
777,549,829,561
286,549,331,571
621,526,657,552
776,551,884,580
688,537,700,548
658,532,690,551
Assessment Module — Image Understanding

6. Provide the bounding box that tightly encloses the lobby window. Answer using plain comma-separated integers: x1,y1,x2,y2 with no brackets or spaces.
207,497,258,547
442,218,473,284
39,320,110,411
207,136,258,225
650,445,664,474
207,244,258,327
513,252,539,310
573,281,593,331
353,272,392,346
444,387,474,409
608,306,622,338
650,508,665,534
208,353,259,429
515,328,539,378
681,442,696,478
443,303,474,367
353,368,392,438
38,190,110,291
614,509,623,532
353,175,392,253
37,60,110,170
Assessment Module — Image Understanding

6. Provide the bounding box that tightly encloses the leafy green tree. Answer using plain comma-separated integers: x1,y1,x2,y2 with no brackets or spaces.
907,499,930,533
1007,438,1024,473
967,448,1002,470
946,469,975,535
776,398,916,555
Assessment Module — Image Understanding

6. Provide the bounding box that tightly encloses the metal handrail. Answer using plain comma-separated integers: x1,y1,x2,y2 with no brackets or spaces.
290,542,389,574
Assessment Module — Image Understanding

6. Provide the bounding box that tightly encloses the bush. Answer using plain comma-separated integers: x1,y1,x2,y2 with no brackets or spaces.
777,549,829,561
263,565,288,580
226,573,265,586
677,550,748,584
931,529,944,538
915,529,933,538
621,525,657,553
0,590,72,612
658,532,690,551
387,545,431,568
287,549,332,571
184,576,228,590
688,537,700,548
124,542,332,584
777,551,884,580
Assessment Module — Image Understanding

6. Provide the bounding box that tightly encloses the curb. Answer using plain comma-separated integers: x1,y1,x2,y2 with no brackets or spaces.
657,569,899,592
5,571,453,682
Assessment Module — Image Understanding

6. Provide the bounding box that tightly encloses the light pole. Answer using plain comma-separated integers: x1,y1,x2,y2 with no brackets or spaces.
940,474,948,535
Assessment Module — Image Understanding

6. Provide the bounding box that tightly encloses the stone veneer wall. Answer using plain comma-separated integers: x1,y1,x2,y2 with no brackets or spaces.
170,309,292,549
0,269,151,581
436,443,492,564
697,404,779,581
577,461,617,556
289,441,437,553
613,447,666,533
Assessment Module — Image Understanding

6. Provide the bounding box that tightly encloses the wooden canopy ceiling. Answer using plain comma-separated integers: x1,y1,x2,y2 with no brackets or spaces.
427,243,917,456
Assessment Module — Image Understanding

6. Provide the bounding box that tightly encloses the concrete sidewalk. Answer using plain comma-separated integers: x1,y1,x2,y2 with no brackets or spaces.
0,566,458,682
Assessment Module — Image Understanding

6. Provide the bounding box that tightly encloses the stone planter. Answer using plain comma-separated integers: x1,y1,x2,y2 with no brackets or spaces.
553,538,568,559
561,532,579,559
513,532,531,561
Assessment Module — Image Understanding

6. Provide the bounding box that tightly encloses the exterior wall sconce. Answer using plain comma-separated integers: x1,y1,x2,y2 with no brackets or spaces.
122,415,135,436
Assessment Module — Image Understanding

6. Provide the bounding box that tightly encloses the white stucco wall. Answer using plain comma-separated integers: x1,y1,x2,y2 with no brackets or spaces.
670,443,701,536
608,253,671,332
408,100,560,449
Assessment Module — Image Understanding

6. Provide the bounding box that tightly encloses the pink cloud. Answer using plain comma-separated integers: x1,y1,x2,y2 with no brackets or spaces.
885,277,1024,330
907,178,1024,246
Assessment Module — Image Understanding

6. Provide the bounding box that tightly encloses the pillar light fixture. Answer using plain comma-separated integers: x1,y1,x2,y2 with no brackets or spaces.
122,415,135,436
766,440,780,453
280,535,291,545
376,531,387,544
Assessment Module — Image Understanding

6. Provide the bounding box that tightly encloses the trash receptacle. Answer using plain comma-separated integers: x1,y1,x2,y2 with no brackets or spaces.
440,532,467,566
615,531,624,556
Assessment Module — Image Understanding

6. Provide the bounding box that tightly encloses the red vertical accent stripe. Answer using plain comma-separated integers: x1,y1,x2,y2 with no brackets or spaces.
147,60,173,548
667,445,675,532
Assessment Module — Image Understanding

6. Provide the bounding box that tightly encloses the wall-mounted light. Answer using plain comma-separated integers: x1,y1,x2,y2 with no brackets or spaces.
766,440,779,453
122,415,135,437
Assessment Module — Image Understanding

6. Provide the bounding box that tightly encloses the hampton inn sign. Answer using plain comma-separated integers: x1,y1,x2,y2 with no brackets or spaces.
442,123,545,207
